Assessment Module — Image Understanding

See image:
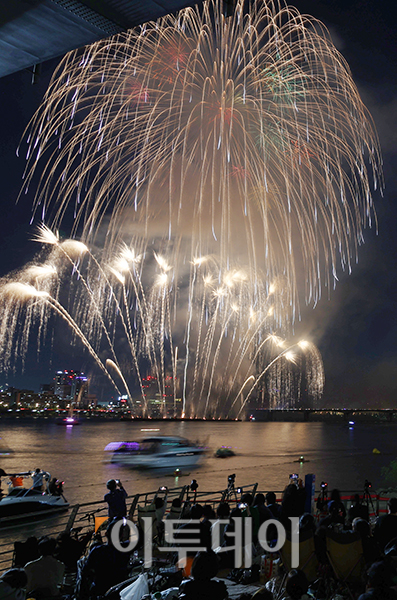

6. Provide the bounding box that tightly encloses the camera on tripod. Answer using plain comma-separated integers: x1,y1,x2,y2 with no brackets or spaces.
321,481,328,489
228,473,236,485
190,479,198,492
364,479,372,491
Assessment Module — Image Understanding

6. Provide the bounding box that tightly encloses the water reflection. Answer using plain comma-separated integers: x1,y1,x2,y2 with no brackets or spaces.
1,420,395,508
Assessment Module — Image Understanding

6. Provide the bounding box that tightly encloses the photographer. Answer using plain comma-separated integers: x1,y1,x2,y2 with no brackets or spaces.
104,479,127,520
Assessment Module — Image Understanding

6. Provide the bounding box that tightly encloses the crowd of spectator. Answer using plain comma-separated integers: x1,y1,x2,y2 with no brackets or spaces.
1,480,397,600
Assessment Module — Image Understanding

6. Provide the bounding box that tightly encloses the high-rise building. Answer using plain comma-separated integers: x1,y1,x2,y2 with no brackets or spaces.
55,370,88,404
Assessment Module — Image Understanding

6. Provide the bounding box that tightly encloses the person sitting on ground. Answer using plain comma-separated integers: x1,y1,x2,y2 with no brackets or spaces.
254,493,278,546
281,569,311,600
179,550,228,600
299,513,316,534
265,492,282,520
219,507,244,568
0,568,28,600
201,505,216,550
104,479,127,520
174,504,206,547
166,497,182,520
352,518,382,567
348,494,369,526
240,493,260,542
202,504,216,520
329,488,346,522
54,530,93,573
211,502,230,548
253,494,274,525
317,500,345,530
373,497,397,552
13,538,40,569
24,537,65,598
78,520,130,600
358,560,397,599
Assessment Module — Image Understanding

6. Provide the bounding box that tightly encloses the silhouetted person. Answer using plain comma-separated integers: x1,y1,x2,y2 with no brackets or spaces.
348,494,369,525
254,493,274,525
352,518,381,567
284,569,310,600
265,492,282,520
24,537,65,598
79,520,130,599
0,568,27,600
358,560,397,600
211,502,230,548
104,479,127,520
373,497,397,551
281,483,306,529
329,489,346,522
318,500,344,530
179,550,228,600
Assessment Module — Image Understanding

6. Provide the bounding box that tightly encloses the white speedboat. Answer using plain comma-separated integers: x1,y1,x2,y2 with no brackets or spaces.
0,473,69,524
105,436,206,470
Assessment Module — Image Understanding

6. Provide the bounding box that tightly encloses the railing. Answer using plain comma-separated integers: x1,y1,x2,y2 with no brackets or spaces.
0,485,388,572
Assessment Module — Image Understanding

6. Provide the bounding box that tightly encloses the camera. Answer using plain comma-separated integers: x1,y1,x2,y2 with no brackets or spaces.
364,480,372,489
238,502,247,509
228,474,236,484
159,486,167,492
190,479,198,492
320,481,328,489
289,473,298,480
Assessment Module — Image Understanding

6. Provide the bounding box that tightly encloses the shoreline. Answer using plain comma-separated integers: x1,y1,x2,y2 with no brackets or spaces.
2,409,397,424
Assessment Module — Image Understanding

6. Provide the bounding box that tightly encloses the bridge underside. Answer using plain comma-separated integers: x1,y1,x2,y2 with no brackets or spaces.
0,0,204,79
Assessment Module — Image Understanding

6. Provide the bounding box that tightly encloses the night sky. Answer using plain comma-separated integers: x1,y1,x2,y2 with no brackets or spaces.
0,0,395,406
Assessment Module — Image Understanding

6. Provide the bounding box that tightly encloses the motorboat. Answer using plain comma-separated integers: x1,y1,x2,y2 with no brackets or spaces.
105,436,206,470
0,472,69,524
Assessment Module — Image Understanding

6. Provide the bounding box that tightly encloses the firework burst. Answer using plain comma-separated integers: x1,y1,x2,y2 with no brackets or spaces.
0,236,324,417
20,0,382,320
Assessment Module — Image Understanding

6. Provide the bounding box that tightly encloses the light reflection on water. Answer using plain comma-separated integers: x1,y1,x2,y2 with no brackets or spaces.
1,420,395,508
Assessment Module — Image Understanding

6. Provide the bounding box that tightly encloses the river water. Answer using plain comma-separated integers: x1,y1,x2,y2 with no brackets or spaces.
1,420,396,508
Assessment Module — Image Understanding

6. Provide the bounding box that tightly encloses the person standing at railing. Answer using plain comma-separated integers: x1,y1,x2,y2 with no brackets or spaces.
104,479,127,520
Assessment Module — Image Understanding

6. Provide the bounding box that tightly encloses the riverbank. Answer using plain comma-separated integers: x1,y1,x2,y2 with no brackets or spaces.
2,408,397,423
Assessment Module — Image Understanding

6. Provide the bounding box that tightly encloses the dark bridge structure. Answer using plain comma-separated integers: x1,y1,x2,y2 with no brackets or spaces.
247,408,397,423
0,0,205,79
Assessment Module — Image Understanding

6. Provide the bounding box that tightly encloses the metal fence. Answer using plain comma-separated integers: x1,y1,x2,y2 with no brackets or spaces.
0,484,388,573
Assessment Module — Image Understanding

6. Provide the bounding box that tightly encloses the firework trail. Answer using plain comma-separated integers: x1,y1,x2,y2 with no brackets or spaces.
20,0,382,319
2,0,383,414
0,240,324,416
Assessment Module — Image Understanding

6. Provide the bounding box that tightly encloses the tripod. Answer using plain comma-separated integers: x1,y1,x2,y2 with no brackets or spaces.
362,484,376,517
222,474,238,503
316,484,328,512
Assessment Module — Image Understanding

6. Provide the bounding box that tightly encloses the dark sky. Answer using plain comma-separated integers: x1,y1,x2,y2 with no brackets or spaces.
0,0,396,406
